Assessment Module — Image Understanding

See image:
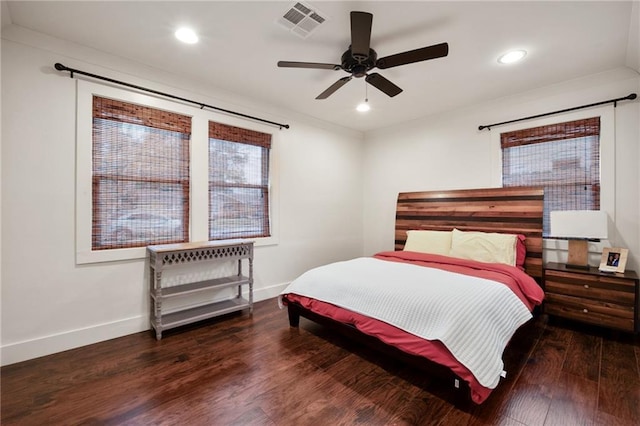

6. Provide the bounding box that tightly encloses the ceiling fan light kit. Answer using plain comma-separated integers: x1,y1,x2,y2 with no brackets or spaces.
356,79,370,112
277,11,449,100
356,100,370,112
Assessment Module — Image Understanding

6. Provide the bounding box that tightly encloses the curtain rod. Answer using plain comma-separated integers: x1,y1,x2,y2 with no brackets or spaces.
478,93,637,131
54,63,290,130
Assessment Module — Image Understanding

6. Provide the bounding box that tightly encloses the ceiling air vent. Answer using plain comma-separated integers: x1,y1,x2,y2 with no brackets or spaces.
277,2,327,38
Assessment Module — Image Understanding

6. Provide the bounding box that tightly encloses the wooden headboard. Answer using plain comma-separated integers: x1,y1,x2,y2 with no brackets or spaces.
395,187,544,279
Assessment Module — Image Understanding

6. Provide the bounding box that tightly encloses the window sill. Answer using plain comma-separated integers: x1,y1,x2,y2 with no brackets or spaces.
76,235,278,265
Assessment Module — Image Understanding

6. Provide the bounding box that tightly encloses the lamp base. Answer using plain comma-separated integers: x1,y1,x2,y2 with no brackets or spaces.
566,239,590,269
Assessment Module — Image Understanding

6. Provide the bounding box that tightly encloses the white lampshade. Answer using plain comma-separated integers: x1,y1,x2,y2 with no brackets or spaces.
550,210,608,239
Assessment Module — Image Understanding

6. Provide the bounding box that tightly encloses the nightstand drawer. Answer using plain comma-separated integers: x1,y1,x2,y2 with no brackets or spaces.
543,263,639,333
545,293,635,331
545,270,635,306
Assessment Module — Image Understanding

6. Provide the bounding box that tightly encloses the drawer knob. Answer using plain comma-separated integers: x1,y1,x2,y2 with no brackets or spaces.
584,284,589,289
583,308,588,313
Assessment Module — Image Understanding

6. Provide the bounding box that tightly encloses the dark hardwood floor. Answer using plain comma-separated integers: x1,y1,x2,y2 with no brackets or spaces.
2,299,639,425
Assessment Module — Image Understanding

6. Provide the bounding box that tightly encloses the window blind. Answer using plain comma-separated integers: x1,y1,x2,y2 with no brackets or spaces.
92,96,191,249
208,121,271,240
501,117,600,236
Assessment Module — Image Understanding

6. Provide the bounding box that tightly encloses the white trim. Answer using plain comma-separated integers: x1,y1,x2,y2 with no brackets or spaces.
0,315,148,366
76,80,279,264
0,282,290,366
254,280,289,302
190,116,210,242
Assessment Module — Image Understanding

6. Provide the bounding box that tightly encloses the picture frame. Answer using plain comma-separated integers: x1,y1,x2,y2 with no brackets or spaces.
599,247,629,273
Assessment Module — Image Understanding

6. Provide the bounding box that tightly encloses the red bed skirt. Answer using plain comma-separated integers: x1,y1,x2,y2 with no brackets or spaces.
282,293,494,404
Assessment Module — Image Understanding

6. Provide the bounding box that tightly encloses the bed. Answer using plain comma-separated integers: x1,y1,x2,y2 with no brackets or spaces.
280,187,544,404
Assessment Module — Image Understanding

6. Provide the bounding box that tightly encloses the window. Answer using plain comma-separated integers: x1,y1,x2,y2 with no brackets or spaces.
92,96,191,249
77,81,278,263
208,121,271,240
501,117,600,236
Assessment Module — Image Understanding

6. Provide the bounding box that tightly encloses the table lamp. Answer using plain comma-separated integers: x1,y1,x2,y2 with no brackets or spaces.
550,210,608,269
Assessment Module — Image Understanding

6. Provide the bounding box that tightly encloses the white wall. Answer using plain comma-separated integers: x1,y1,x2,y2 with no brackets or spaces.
0,26,364,365
363,68,640,272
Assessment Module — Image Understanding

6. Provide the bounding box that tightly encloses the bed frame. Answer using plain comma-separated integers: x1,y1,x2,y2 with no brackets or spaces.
286,186,544,400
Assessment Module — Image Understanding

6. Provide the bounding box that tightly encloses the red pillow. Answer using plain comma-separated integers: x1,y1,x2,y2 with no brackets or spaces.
516,234,527,270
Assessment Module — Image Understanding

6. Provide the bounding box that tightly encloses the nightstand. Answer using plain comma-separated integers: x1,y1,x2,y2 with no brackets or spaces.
543,262,639,332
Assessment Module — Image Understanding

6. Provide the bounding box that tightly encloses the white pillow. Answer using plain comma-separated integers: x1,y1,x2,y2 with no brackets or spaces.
404,230,452,256
449,229,517,266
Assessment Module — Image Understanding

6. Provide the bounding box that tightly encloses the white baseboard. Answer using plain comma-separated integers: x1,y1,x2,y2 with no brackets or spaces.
1,282,290,366
253,281,290,303
0,315,149,367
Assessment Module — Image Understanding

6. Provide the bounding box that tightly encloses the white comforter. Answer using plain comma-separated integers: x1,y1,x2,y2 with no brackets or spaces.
281,257,533,389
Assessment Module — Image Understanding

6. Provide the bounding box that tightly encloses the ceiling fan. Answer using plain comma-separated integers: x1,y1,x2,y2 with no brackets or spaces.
277,11,449,100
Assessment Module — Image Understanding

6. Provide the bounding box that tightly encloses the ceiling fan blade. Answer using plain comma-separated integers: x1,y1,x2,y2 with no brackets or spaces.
316,76,353,99
365,73,402,97
278,61,341,70
376,42,449,69
350,11,373,61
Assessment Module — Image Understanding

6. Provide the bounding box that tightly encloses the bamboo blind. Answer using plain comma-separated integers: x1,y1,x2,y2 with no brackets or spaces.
208,121,271,240
501,117,600,236
92,96,191,250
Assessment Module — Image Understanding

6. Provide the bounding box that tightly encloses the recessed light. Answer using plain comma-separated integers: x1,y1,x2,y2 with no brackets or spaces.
175,27,199,44
498,50,527,64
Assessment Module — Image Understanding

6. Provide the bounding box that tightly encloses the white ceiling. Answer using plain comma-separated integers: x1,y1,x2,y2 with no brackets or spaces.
3,1,639,132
